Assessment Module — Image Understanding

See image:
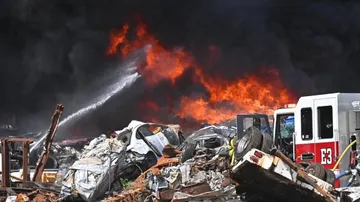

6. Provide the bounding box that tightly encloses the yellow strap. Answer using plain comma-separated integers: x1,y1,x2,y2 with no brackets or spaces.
228,136,238,166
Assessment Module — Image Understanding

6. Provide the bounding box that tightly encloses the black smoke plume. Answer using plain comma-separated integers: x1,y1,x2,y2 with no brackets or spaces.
0,0,359,138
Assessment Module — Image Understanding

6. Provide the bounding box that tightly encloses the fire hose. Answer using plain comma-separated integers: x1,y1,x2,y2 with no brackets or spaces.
332,140,356,171
332,139,360,187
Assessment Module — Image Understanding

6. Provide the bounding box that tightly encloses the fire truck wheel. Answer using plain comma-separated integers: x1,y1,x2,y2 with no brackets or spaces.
299,161,310,169
325,168,336,185
261,133,273,153
235,126,262,160
305,163,326,180
181,142,197,163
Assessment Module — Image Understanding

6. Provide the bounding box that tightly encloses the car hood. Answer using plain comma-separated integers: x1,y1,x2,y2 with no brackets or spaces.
181,125,236,146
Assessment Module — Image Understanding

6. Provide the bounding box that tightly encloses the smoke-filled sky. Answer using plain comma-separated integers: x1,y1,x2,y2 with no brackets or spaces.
1,0,360,136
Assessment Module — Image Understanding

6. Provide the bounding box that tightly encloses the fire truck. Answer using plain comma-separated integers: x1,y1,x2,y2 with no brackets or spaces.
272,93,360,187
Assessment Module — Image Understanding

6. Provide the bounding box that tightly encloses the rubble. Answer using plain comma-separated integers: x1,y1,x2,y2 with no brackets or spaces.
60,135,126,201
5,113,360,202
14,190,59,202
126,143,238,202
55,147,80,183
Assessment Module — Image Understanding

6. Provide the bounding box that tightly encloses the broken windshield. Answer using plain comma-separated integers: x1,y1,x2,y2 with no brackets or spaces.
279,115,294,139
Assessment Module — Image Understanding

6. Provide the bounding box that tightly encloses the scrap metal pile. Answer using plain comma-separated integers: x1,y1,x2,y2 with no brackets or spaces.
3,107,360,202
58,122,240,202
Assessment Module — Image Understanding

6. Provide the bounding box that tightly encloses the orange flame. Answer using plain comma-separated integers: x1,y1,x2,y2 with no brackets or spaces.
107,22,296,124
107,24,129,55
107,23,192,85
177,68,294,124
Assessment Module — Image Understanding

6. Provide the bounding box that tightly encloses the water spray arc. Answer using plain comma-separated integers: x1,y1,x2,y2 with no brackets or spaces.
30,63,141,153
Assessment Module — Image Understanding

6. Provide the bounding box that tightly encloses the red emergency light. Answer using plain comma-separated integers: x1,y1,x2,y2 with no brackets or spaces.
284,103,296,108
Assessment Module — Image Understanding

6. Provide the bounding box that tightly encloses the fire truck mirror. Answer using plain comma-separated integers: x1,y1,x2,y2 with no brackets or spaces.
350,134,357,151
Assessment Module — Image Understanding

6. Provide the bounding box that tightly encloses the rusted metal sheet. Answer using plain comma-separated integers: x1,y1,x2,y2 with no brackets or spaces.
15,193,29,202
162,145,181,158
33,104,64,182
159,189,175,201
179,183,212,195
2,139,10,187
134,145,180,185
22,140,30,182
15,189,60,202
1,138,33,187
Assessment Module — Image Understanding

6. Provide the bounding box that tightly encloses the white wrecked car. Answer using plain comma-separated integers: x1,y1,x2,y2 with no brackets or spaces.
60,121,184,202
115,120,185,180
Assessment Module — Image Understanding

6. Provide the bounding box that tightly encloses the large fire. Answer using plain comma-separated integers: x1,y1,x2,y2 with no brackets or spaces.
107,23,192,85
107,22,296,124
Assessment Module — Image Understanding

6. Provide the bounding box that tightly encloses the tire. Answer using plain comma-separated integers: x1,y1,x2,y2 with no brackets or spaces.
261,133,273,154
181,142,197,163
305,163,326,180
45,155,58,169
235,126,262,160
325,168,336,185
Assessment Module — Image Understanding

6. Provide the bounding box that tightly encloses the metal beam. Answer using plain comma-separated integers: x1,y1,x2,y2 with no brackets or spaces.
1,139,10,187
22,141,30,183
32,104,64,182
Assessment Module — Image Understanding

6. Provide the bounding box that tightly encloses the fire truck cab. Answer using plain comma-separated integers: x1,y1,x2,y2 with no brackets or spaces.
273,93,360,187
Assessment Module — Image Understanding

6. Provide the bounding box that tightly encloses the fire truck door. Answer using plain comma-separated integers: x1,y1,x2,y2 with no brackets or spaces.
314,98,337,170
295,107,315,164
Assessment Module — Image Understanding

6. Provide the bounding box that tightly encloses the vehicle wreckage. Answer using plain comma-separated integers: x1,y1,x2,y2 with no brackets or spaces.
2,93,360,202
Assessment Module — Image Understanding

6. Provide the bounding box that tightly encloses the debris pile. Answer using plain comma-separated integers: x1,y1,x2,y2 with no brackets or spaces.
147,149,238,202
55,146,80,183
14,190,60,202
5,115,360,202
60,135,126,201
102,122,239,202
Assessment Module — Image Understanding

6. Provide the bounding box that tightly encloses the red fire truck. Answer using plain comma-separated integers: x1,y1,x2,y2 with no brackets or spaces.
272,93,360,187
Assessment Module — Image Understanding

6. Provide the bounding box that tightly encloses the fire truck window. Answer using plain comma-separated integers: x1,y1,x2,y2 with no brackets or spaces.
277,114,294,139
243,118,253,130
301,108,313,140
318,106,333,139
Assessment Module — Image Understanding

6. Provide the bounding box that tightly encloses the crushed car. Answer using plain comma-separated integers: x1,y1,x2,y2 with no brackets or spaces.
115,120,184,180
60,120,185,201
178,124,237,163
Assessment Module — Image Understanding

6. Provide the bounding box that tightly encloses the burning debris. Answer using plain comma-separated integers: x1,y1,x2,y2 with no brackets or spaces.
5,94,360,202
54,96,360,202
5,1,360,202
